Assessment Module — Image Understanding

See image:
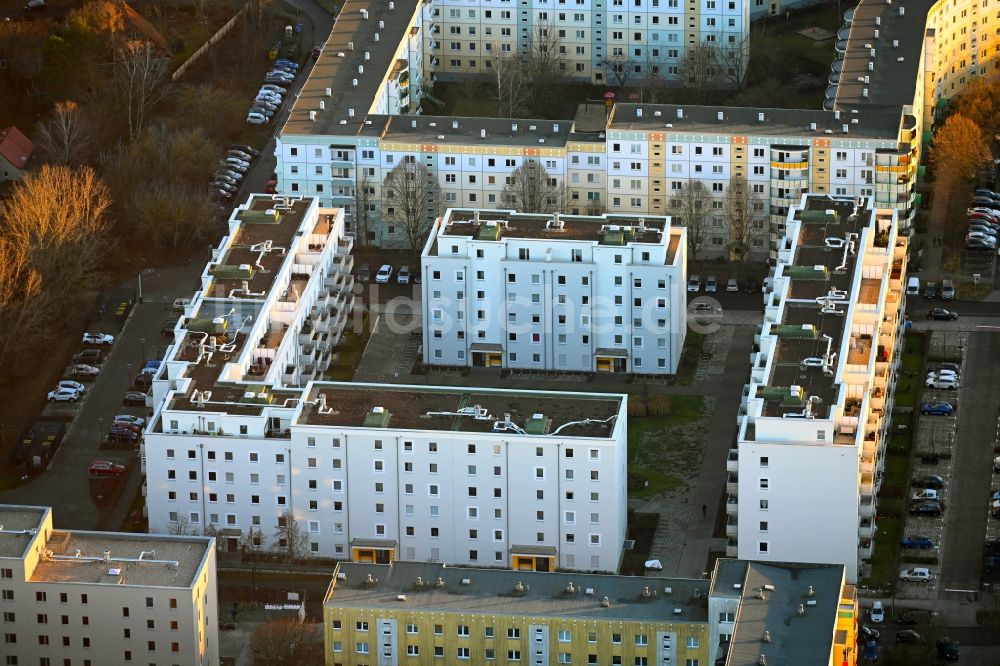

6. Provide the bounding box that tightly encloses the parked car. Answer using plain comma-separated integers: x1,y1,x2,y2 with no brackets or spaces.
213,174,238,187
899,567,934,582
23,0,47,11
860,624,880,641
900,535,935,549
226,149,254,162
258,84,287,95
122,391,147,406
726,277,739,292
113,415,145,428
687,275,701,292
397,265,411,284
966,239,995,251
920,401,955,416
253,99,278,113
705,275,717,293
107,427,140,443
70,364,99,378
895,630,922,643
246,112,268,125
357,262,372,282
216,168,243,181
925,377,960,390
927,308,958,321
274,59,298,69
994,456,1000,473
82,332,114,345
936,638,959,661
212,181,237,193
897,610,934,626
941,279,955,300
109,423,141,436
911,489,938,501
209,187,233,200
219,160,247,173
89,460,125,477
926,368,958,379
57,380,87,394
912,474,945,489
869,601,885,624
862,640,879,662
47,387,80,402
72,349,103,365
228,144,259,157
909,501,944,517
938,362,961,374
922,281,937,298
375,264,393,284
133,373,153,390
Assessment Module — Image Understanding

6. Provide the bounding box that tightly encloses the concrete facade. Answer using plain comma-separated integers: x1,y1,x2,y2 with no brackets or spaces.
421,208,687,374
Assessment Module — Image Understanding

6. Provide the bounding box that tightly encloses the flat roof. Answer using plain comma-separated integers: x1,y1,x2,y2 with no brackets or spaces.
760,196,891,419
710,559,749,598
725,562,844,666
607,103,903,140
163,196,326,417
327,561,710,623
371,114,574,147
30,531,211,588
435,209,667,246
834,0,935,113
300,383,623,438
0,506,46,559
283,0,421,136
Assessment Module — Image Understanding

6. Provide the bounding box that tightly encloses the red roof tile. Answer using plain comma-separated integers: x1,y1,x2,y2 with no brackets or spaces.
0,126,34,169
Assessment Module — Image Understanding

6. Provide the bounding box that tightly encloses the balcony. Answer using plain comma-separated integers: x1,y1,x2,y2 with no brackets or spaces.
726,538,738,558
726,515,738,538
860,497,874,518
727,449,739,473
858,518,875,540
860,471,874,499
859,540,874,560
727,472,739,495
726,494,738,514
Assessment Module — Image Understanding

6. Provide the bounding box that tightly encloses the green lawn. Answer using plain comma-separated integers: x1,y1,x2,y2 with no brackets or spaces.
673,332,706,385
627,397,706,498
893,333,927,408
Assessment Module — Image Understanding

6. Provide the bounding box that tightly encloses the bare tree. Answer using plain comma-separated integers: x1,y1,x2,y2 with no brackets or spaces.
35,101,93,165
725,174,767,263
167,513,192,535
714,30,751,91
638,52,671,103
353,171,376,249
382,160,442,262
110,40,171,142
490,44,527,118
585,197,606,216
241,527,266,601
251,619,324,666
0,165,111,373
667,181,712,261
502,160,563,213
520,21,567,117
601,54,631,89
681,43,719,102
273,511,310,563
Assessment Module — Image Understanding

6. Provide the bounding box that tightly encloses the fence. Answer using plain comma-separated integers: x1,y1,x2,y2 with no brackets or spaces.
170,4,250,82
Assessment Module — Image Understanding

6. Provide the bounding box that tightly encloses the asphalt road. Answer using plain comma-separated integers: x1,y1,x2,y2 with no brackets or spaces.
938,332,1000,593
0,265,202,529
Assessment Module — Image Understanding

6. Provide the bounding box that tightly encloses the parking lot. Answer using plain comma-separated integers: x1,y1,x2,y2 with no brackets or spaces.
0,264,202,529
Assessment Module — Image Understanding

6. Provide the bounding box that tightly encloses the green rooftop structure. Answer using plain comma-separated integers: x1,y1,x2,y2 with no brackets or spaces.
363,407,392,428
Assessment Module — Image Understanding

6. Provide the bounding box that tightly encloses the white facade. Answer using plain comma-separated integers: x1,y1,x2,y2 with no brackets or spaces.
145,383,629,573
0,505,217,666
421,209,687,374
730,194,908,583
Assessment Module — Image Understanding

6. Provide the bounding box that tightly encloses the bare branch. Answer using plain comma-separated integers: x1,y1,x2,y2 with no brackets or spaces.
501,160,563,214
382,161,442,262
667,181,712,261
35,101,94,166
110,40,171,142
725,174,767,263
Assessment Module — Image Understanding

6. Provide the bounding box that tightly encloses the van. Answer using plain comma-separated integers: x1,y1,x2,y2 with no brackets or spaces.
906,276,920,296
941,279,955,300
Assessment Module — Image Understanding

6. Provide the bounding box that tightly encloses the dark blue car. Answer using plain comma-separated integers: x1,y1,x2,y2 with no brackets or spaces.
921,402,955,416
900,535,935,549
863,639,880,662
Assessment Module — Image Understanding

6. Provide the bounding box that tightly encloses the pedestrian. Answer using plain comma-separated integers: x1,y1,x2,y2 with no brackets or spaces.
701,503,707,518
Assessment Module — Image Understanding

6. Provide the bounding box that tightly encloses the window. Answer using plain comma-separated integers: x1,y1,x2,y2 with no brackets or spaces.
759,456,768,468
686,636,700,648
758,541,769,554
558,630,571,642
635,634,648,646
759,478,770,490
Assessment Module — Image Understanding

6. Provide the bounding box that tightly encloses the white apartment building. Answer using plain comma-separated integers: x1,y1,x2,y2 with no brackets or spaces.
421,208,687,374
0,505,217,666
424,0,749,85
143,195,628,573
146,382,629,574
729,194,908,583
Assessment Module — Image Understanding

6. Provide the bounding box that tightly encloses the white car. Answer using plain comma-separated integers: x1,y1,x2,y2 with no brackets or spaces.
925,377,959,390
82,332,114,345
687,276,701,292
869,601,885,624
259,84,287,94
223,156,250,169
397,265,411,284
375,264,393,284
114,414,146,427
47,387,81,402
58,380,87,394
899,567,934,582
705,275,718,293
70,364,100,378
247,112,268,125
967,232,997,245
912,489,939,501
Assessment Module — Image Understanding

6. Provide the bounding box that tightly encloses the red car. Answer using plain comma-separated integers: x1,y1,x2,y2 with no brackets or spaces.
89,461,126,477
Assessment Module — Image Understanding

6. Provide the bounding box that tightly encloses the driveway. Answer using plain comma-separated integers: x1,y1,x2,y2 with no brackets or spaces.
0,264,202,529
937,331,1000,593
